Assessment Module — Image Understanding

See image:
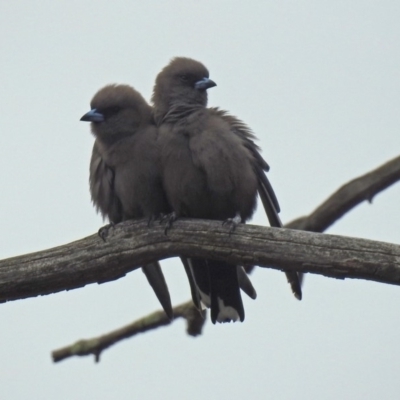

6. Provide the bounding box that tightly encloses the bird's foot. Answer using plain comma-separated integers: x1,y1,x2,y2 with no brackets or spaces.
222,213,242,235
98,222,115,242
159,212,177,235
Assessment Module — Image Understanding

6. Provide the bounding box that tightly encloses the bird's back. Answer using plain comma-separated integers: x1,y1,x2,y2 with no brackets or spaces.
159,108,258,221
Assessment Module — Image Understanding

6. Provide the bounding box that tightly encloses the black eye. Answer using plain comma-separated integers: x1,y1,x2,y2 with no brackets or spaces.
100,106,122,119
180,74,189,82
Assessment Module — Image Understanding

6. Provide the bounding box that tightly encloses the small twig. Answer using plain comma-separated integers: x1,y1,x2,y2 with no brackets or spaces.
52,301,205,363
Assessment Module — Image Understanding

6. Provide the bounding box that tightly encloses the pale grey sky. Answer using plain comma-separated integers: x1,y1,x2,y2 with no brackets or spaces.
1,1,400,399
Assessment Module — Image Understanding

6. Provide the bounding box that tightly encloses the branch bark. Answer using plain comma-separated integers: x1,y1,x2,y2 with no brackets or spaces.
2,217,400,305
48,154,400,362
2,155,399,304
0,155,399,362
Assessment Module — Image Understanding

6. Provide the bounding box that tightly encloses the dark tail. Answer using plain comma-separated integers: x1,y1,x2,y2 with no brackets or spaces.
142,262,173,320
183,259,255,318
186,258,244,324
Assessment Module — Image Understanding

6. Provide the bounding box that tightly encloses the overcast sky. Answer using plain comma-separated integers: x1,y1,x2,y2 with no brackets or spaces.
1,1,400,399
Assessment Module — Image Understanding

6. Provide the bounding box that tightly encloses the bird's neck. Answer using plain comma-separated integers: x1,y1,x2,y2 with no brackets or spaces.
154,101,204,126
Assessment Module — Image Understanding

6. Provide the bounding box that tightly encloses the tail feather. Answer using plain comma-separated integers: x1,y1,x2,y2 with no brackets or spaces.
180,257,204,314
209,260,244,323
186,258,244,324
142,262,173,320
187,257,211,309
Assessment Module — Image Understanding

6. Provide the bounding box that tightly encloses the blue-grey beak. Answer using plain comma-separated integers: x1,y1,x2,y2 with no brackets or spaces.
80,108,105,122
194,77,217,90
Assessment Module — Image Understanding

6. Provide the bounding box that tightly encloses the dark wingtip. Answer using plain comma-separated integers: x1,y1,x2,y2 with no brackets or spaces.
142,263,174,320
294,291,302,301
237,266,257,300
288,272,303,300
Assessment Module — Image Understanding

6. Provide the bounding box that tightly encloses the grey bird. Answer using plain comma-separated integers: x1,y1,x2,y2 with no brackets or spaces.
80,84,173,320
152,57,301,323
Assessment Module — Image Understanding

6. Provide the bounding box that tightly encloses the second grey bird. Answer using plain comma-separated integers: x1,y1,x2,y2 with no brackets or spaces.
152,57,302,323
81,84,173,319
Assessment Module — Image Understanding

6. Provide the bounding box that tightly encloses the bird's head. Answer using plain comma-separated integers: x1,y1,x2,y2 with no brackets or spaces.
152,57,216,124
81,84,152,144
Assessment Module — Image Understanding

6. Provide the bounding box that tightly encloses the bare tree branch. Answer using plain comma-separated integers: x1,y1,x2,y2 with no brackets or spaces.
49,154,400,362
52,300,206,363
286,155,400,232
1,155,398,305
0,154,398,362
2,217,400,306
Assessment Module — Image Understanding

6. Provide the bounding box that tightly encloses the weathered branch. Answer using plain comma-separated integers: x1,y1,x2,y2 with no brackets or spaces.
1,155,398,304
2,218,400,305
49,154,400,363
0,154,398,361
286,155,400,231
52,300,206,363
